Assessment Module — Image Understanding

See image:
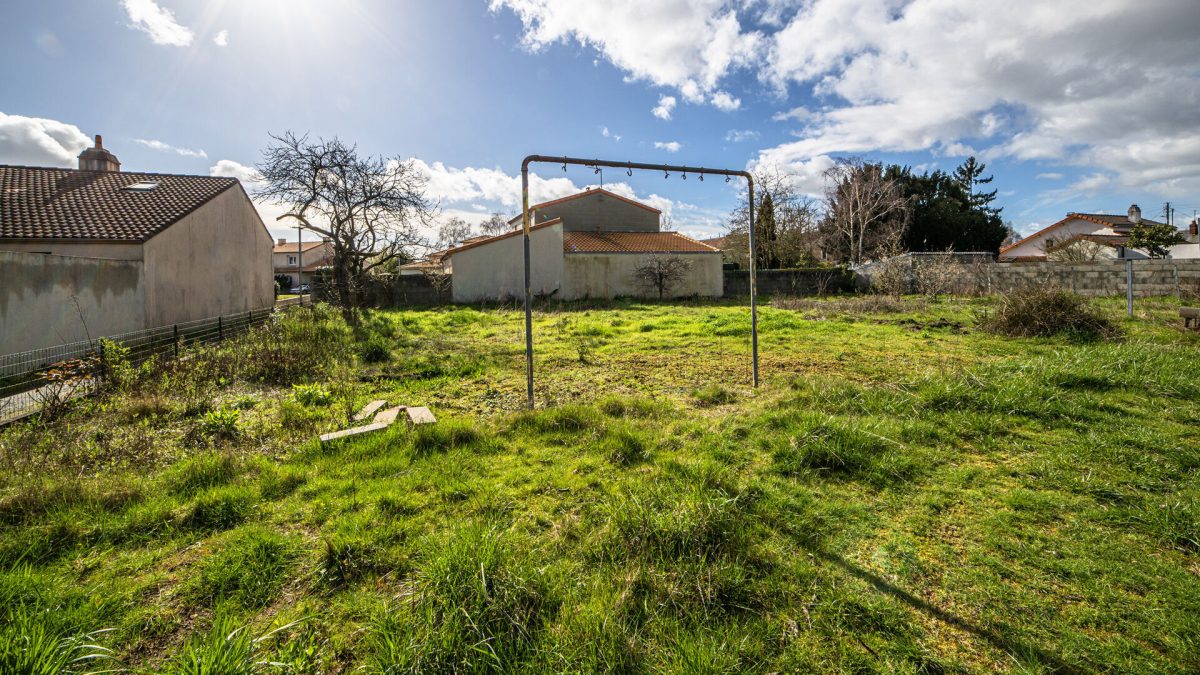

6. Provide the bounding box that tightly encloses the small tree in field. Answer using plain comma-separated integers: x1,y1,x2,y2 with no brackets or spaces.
1127,222,1183,258
256,131,435,324
633,255,693,299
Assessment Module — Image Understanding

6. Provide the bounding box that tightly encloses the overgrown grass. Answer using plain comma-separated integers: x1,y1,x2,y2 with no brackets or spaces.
2,296,1199,671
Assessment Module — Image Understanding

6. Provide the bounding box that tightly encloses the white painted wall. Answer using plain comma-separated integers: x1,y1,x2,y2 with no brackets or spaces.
142,186,275,326
1002,217,1114,259
450,222,564,302
562,252,723,300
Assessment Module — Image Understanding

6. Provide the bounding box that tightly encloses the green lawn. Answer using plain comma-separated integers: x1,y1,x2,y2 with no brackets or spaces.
1,296,1198,672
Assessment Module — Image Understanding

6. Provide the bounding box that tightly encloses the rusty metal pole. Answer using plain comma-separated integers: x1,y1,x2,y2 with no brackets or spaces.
747,176,758,387
521,159,535,409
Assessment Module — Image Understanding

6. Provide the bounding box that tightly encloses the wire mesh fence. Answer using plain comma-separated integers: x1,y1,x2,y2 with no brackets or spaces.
0,296,308,425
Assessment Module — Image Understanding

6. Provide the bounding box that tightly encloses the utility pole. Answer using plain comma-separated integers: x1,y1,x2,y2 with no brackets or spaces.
296,223,303,298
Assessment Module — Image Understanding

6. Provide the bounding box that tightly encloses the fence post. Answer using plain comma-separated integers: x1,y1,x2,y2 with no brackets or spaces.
173,324,179,357
1126,259,1134,317
218,316,223,342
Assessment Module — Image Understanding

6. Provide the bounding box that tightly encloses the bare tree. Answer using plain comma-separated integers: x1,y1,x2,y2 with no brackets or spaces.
436,217,473,250
820,158,908,265
256,131,435,324
421,265,452,300
633,255,693,299
1044,237,1107,262
724,165,822,269
478,213,512,237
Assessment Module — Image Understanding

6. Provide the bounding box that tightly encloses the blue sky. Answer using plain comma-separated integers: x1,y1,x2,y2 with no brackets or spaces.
2,0,1199,244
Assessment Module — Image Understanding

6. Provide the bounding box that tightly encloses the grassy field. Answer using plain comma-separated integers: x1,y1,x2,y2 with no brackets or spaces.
1,295,1198,672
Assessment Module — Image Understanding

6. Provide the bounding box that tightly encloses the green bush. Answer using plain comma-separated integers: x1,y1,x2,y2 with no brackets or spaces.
292,383,333,406
979,287,1120,340
200,407,240,438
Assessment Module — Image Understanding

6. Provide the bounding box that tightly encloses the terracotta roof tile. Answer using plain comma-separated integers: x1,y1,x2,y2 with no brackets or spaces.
0,165,239,241
563,231,718,254
273,241,326,254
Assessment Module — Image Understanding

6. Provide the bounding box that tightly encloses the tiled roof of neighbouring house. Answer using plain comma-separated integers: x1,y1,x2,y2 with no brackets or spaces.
273,241,327,254
563,231,719,254
1070,213,1165,229
0,165,240,241
701,235,727,249
507,188,662,224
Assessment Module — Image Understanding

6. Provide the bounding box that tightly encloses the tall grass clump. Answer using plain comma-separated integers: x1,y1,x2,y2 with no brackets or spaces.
187,527,298,609
239,305,351,384
367,526,556,672
979,287,1120,340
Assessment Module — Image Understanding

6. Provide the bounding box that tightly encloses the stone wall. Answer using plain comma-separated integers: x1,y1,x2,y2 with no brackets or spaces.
723,268,856,296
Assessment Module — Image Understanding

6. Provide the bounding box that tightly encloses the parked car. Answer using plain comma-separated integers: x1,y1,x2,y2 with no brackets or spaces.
288,284,311,294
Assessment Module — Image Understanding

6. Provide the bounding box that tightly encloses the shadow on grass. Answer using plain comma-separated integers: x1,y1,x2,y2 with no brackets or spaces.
815,551,1084,674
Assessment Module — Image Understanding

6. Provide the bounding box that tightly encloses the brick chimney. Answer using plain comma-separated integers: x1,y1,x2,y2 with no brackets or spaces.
277,238,287,246
77,135,121,172
1190,220,1198,237
1128,204,1142,224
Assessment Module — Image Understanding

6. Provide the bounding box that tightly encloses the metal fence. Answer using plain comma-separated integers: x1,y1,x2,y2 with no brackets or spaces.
0,296,307,425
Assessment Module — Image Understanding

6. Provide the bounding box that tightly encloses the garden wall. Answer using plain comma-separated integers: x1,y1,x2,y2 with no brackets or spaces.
723,268,855,296
357,274,450,307
855,253,1200,297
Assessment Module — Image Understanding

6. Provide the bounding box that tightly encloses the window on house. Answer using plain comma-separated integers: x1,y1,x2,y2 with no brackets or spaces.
122,181,159,192
288,256,297,265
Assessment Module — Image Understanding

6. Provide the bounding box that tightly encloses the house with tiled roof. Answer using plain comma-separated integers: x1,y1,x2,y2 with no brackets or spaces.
1000,204,1199,261
273,238,334,288
444,188,722,302
0,136,275,352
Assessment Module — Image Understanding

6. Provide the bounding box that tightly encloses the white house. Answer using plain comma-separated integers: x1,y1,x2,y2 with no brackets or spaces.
1001,204,1199,261
272,238,333,288
443,188,723,302
0,136,275,353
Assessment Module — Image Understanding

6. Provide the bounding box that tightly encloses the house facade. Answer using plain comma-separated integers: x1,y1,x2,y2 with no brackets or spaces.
1001,204,1199,261
273,238,333,288
0,136,275,353
444,188,722,302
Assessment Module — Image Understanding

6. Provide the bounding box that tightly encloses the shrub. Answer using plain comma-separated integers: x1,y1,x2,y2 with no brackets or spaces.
979,287,1120,340
292,383,333,406
239,305,351,384
201,407,241,439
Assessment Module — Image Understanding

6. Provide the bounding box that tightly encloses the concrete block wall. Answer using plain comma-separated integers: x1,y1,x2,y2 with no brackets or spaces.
983,260,1200,297
723,268,856,296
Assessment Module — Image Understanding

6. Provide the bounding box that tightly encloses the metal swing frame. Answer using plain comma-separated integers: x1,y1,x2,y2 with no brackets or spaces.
519,155,759,409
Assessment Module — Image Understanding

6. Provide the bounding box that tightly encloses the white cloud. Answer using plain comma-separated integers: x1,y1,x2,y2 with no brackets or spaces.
725,129,759,143
134,138,207,158
1036,172,1063,180
209,159,261,187
709,91,740,111
652,95,677,121
600,126,621,141
121,0,194,47
654,141,682,153
213,29,229,47
0,112,91,167
491,0,763,108
772,106,810,122
756,1,1200,197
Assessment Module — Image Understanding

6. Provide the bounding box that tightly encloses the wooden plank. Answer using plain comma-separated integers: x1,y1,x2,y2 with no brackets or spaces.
1179,307,1200,318
352,399,387,422
406,406,436,426
374,406,405,425
319,422,389,443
